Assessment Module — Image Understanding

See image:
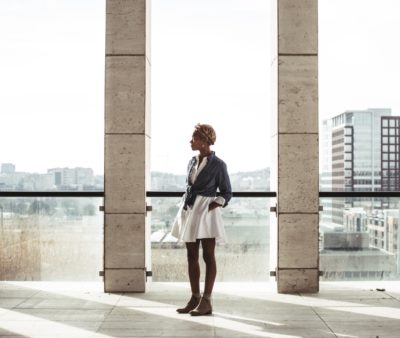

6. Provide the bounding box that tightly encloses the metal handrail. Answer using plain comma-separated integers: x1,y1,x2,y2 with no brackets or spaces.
1,191,400,198
0,191,104,197
319,191,400,197
147,191,400,198
146,191,276,198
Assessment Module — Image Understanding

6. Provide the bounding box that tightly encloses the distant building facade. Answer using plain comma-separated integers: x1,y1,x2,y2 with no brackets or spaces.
48,167,95,188
0,165,99,191
320,231,396,280
381,116,400,191
336,207,400,276
1,163,16,174
321,108,398,227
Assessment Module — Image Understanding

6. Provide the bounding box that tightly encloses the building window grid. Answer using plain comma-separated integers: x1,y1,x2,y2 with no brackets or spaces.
344,126,354,189
381,117,400,191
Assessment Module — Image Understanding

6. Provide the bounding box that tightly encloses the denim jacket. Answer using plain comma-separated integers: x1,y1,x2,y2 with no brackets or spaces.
183,151,232,210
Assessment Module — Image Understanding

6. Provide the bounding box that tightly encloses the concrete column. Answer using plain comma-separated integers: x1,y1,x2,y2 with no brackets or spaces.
104,0,151,292
271,0,319,293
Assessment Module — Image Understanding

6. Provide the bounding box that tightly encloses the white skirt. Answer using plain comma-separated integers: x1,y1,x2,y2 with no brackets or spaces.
171,195,227,244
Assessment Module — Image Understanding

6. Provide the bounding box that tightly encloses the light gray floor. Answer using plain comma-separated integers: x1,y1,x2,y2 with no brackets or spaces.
0,281,400,338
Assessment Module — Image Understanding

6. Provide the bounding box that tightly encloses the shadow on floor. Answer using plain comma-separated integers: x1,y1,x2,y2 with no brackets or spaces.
0,281,400,337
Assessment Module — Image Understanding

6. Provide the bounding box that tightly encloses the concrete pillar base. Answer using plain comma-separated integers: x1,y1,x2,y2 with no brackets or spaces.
277,268,319,293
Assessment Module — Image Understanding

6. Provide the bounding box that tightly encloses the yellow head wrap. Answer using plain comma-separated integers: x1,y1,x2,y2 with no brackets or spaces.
193,123,216,145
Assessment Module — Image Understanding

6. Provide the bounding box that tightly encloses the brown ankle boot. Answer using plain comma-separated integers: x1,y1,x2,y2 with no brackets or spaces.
176,295,201,314
189,297,212,316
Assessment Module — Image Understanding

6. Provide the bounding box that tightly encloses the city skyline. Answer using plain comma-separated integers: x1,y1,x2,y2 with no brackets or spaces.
0,162,270,192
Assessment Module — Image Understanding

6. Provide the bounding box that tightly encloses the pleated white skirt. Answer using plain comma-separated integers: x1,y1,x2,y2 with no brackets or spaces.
171,195,227,243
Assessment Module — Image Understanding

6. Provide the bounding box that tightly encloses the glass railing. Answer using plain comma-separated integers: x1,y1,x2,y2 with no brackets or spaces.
0,196,103,281
320,195,400,281
4,190,399,283
149,194,273,282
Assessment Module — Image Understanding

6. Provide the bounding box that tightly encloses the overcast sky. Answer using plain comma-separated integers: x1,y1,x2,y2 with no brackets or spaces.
1,0,400,175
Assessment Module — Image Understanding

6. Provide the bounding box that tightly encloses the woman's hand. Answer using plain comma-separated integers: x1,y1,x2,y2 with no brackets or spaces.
208,201,222,211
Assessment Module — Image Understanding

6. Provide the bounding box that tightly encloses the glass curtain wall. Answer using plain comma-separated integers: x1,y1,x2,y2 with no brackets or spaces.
319,0,400,280
150,0,271,281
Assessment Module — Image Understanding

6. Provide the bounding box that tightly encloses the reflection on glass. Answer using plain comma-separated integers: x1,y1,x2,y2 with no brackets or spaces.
0,198,103,281
320,197,400,281
151,197,270,281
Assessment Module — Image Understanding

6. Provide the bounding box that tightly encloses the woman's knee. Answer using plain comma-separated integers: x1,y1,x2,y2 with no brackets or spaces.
187,250,199,263
202,250,215,264
201,238,216,263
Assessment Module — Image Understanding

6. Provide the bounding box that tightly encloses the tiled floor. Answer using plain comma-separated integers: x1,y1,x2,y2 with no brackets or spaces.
1,281,400,338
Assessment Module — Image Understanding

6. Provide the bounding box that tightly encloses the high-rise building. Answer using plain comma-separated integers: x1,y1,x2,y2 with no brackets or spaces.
381,116,400,191
321,108,395,227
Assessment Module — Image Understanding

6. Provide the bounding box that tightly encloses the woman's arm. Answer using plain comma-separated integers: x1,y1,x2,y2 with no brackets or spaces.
217,161,232,207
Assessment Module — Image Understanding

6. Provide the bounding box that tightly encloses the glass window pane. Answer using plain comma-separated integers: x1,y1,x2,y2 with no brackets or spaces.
345,128,353,136
344,136,352,144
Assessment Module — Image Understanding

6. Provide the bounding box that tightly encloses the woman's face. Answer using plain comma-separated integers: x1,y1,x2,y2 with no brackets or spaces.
190,134,205,151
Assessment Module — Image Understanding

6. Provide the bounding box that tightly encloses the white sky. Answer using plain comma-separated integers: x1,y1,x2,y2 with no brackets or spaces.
1,0,400,175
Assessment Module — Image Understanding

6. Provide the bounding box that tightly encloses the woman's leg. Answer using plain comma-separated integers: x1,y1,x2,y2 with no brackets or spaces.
186,240,201,295
189,238,216,316
201,238,216,296
177,240,201,313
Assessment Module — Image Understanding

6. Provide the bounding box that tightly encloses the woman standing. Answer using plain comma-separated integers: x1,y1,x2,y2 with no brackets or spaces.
171,123,232,316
